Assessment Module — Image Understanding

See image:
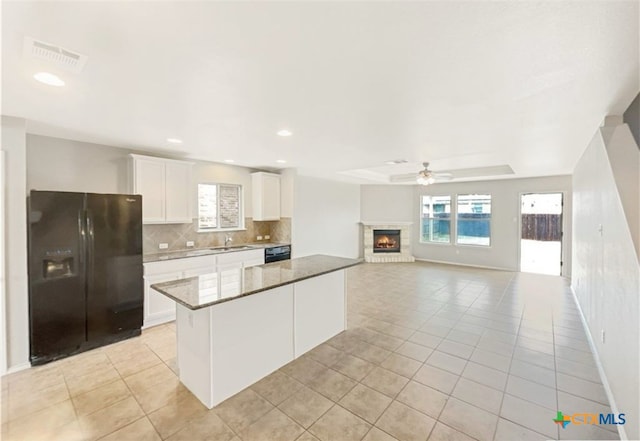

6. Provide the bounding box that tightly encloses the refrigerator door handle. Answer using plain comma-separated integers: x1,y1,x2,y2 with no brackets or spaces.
86,210,95,278
78,210,86,266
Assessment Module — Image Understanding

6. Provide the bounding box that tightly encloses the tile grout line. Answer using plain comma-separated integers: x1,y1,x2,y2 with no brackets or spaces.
552,303,561,441
490,272,522,441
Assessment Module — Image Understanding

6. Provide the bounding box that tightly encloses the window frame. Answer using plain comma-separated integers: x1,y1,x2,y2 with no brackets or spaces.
197,182,245,232
419,194,453,245
455,193,492,247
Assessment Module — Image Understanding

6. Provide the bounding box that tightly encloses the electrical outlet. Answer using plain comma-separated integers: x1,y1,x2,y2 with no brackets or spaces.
601,330,605,343
159,243,169,249
186,241,195,247
265,235,270,240
257,235,263,240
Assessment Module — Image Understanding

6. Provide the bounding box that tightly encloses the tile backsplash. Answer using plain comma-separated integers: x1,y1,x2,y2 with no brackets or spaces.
143,217,291,254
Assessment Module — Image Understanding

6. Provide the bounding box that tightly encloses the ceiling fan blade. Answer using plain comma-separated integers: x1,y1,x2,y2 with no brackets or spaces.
389,173,418,183
434,173,454,181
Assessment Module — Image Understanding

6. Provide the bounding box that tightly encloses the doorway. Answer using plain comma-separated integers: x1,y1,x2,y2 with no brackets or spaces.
520,193,563,276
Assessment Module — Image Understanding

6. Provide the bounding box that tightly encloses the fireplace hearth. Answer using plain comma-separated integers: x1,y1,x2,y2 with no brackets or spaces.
373,229,401,253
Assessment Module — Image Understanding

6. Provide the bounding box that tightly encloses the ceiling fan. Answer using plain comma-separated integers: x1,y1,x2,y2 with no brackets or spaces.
390,162,454,185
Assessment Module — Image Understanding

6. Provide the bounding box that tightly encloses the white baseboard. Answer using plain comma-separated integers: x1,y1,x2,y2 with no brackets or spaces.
3,361,30,376
569,285,627,441
413,257,512,272
143,313,176,330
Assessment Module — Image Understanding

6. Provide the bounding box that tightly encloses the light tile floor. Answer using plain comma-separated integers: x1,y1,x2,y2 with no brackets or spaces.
1,262,621,441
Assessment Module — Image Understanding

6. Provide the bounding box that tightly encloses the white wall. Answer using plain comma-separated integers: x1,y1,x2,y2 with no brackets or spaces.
292,175,360,258
279,168,296,218
1,116,29,372
27,134,256,217
572,127,639,441
413,176,572,273
0,151,4,374
361,176,572,273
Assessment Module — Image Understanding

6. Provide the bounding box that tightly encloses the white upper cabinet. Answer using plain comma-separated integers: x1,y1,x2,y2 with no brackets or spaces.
133,157,165,223
130,154,194,224
252,172,281,221
165,161,192,223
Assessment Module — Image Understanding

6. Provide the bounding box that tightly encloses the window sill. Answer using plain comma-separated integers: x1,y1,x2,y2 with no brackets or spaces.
418,241,452,246
455,242,492,248
197,227,247,233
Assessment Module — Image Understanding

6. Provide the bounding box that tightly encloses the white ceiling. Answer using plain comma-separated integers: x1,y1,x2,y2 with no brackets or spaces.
2,1,638,183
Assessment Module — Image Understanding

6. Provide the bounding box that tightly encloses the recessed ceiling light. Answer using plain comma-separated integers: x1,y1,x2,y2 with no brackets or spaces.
277,129,292,137
385,159,408,165
276,159,287,164
33,72,64,87
166,138,183,144
224,159,235,163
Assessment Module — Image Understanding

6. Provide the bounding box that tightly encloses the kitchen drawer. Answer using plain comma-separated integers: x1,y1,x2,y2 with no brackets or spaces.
144,255,216,276
217,249,264,266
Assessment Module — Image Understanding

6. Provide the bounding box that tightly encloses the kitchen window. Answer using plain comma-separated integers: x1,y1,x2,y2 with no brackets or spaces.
456,194,491,246
198,183,243,231
420,195,451,243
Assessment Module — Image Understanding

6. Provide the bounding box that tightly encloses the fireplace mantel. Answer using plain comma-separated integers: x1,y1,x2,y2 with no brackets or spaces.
360,221,415,263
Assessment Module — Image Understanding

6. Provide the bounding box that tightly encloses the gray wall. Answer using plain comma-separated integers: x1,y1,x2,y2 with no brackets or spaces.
360,176,573,274
1,116,29,372
292,175,361,259
572,127,639,440
360,185,414,222
28,134,132,193
600,124,639,257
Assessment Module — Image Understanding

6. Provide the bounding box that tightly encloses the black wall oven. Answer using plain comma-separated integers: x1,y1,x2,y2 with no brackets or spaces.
265,245,291,263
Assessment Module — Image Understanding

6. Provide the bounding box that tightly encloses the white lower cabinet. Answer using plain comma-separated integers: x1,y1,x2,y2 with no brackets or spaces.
294,270,346,356
143,255,215,328
143,249,266,328
144,273,182,328
241,249,266,268
177,284,295,407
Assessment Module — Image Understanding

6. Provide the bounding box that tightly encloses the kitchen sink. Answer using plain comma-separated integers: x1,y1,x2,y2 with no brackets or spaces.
183,245,256,257
185,249,214,257
209,245,256,252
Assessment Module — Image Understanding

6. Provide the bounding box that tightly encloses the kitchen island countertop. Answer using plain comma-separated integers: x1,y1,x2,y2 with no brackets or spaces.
151,254,360,310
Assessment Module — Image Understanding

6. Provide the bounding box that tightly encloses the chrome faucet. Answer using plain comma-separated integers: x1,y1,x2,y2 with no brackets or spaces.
224,234,233,247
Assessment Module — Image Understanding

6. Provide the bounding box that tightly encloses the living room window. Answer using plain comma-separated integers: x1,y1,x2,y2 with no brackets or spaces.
456,194,491,246
420,195,451,243
198,183,243,230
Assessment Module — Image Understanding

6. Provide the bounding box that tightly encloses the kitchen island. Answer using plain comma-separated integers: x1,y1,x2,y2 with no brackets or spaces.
151,254,360,408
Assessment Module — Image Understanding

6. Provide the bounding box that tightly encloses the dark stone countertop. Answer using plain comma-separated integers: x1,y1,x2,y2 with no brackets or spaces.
150,254,361,310
143,242,290,263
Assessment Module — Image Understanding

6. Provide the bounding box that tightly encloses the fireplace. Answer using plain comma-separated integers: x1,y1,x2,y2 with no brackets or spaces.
361,222,414,263
373,229,401,253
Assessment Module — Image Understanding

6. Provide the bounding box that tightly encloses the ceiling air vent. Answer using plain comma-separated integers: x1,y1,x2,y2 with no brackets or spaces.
23,37,88,73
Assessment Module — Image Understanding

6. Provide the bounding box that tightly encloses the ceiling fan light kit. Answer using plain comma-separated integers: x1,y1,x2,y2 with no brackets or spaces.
417,170,436,185
416,162,438,185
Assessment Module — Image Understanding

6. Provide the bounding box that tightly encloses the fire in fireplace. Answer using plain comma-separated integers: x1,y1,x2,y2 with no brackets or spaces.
373,229,401,253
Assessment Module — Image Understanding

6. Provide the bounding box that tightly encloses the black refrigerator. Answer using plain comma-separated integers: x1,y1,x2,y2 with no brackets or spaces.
28,191,143,365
